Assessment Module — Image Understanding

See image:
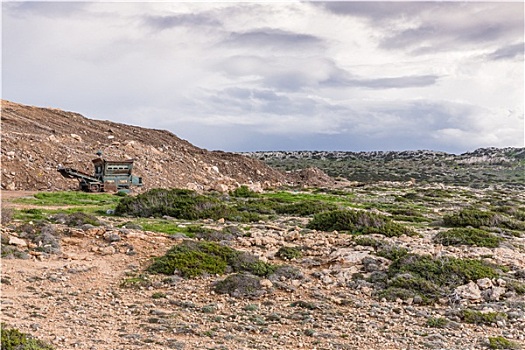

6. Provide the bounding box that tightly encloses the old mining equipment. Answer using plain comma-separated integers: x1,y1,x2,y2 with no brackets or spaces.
57,153,143,193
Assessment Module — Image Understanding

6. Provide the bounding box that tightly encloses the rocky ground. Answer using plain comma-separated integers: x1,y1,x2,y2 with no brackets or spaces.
1,100,524,349
2,182,524,350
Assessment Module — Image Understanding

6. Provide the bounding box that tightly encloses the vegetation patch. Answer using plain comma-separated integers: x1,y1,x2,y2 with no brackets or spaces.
433,228,503,248
488,336,522,349
276,246,303,260
443,209,525,230
115,188,262,222
148,240,276,278
307,209,415,237
213,273,265,299
426,317,449,328
376,254,503,304
460,309,507,325
1,324,55,350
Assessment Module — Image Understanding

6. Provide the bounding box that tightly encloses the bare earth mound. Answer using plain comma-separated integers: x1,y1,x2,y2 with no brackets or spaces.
1,100,333,192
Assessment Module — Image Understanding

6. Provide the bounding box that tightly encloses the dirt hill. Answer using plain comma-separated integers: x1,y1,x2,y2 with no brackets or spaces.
1,100,333,192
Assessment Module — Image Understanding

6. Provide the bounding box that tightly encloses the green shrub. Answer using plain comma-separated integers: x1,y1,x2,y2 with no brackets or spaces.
276,246,303,260
353,236,382,248
460,309,507,325
390,255,500,288
443,209,525,230
148,241,236,277
230,185,259,198
375,244,409,261
433,228,503,248
1,324,55,350
488,336,521,349
307,209,415,237
148,241,276,278
379,254,503,303
426,317,449,328
115,188,261,222
275,200,338,216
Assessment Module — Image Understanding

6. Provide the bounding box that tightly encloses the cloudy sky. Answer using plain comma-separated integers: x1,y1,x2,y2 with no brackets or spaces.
2,1,524,153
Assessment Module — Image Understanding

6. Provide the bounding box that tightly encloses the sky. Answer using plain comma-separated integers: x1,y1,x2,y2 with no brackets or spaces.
2,1,524,153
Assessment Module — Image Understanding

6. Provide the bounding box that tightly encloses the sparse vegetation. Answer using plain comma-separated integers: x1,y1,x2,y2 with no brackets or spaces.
1,324,55,350
213,273,265,298
307,209,415,237
443,209,525,230
433,228,503,248
460,309,507,325
276,246,303,260
377,254,503,303
426,317,449,328
488,336,522,349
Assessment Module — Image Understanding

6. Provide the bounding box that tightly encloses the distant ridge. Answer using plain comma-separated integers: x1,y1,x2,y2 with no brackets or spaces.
245,148,525,187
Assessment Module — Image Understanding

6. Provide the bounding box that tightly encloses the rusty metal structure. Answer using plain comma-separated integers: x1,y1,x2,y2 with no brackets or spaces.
58,153,143,192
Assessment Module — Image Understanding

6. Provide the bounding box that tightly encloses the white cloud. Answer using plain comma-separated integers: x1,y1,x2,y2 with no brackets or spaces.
2,1,523,153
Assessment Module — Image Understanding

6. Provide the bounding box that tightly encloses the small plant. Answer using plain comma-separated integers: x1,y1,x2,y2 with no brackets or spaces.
307,209,415,237
426,317,449,328
151,292,166,299
244,304,259,311
460,309,507,325
276,246,302,260
52,212,100,227
488,336,521,349
353,236,382,248
433,228,503,248
1,324,55,350
120,274,151,289
213,273,265,299
230,185,259,198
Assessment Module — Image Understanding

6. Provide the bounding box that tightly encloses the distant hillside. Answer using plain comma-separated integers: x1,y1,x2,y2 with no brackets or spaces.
245,148,525,188
1,100,303,192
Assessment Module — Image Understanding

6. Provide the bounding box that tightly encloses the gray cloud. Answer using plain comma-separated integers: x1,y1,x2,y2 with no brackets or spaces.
324,74,440,89
316,2,524,53
223,28,325,50
2,2,522,153
143,13,221,31
315,2,441,21
487,43,524,61
3,2,89,18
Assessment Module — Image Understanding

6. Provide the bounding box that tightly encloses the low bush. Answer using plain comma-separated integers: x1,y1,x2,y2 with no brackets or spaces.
433,228,503,248
426,317,449,328
17,223,61,255
378,254,503,304
276,246,303,260
213,273,265,298
148,240,276,278
307,209,415,237
460,309,507,325
52,212,100,227
275,200,338,216
230,185,259,198
488,336,521,349
1,324,55,350
443,209,525,230
115,188,261,222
